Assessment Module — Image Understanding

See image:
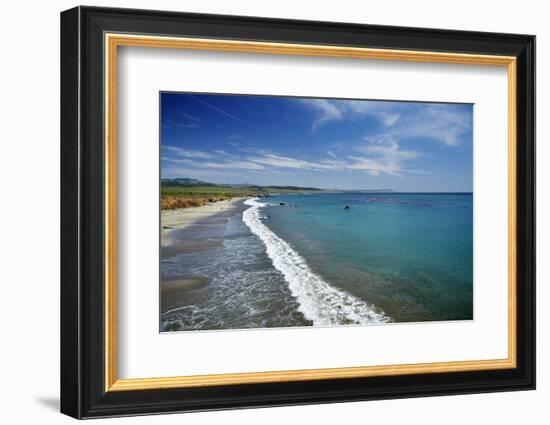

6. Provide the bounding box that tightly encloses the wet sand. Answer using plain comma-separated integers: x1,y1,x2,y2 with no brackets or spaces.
161,197,246,246
160,197,249,306
161,277,211,313
161,239,223,259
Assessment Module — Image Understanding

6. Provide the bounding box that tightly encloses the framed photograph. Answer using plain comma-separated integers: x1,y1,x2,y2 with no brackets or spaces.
60,6,535,419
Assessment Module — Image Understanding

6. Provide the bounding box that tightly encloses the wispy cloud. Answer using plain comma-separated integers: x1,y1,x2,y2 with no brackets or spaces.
240,137,426,177
300,99,343,131
162,156,265,171
163,138,426,178
161,166,242,179
398,105,472,146
349,136,428,177
300,99,401,132
357,136,419,160
300,99,471,147
213,150,235,157
162,100,469,180
160,93,472,190
162,145,214,159
344,101,401,126
180,112,202,122
190,95,248,125
202,160,265,170
247,153,344,171
360,104,472,148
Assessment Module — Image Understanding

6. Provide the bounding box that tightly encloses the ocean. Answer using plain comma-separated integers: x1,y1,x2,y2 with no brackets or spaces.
160,192,473,332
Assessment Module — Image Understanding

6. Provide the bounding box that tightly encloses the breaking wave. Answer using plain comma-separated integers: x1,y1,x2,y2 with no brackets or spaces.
242,198,390,326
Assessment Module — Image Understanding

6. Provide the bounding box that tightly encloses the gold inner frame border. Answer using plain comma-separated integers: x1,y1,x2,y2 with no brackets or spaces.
104,33,517,392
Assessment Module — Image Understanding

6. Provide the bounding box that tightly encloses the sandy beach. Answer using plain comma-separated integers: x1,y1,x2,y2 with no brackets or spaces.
161,197,247,246
160,197,249,318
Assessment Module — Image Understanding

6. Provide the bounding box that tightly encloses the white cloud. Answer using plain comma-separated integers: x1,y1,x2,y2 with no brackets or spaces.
162,166,241,179
348,157,398,176
162,155,265,171
300,99,343,131
300,99,401,131
162,137,429,179
247,153,343,171
245,148,418,178
348,136,428,177
300,99,471,147
399,105,471,146
203,161,265,170
368,104,472,147
213,150,235,156
162,145,214,159
358,136,419,160
344,100,401,126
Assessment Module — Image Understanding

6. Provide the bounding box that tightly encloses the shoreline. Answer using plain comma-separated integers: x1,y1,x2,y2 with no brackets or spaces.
161,197,247,246
160,192,472,330
242,198,390,325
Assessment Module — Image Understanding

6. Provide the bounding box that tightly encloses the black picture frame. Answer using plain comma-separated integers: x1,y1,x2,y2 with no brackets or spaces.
60,5,535,419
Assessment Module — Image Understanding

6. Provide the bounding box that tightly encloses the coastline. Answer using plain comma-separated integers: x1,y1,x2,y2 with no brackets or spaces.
160,194,311,331
160,192,472,331
160,196,249,320
242,198,390,326
161,197,247,246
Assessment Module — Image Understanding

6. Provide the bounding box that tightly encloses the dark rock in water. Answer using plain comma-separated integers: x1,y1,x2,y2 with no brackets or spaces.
344,205,350,210
163,226,174,229
279,202,286,206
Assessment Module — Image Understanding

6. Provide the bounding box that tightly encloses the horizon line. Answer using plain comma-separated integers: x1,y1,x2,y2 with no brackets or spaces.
161,177,472,193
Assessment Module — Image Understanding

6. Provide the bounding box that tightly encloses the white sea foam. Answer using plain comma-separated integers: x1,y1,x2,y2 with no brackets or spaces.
242,198,391,326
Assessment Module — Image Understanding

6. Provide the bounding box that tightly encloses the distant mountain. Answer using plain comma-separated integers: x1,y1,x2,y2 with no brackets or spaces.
161,178,216,187
161,178,392,193
161,178,322,191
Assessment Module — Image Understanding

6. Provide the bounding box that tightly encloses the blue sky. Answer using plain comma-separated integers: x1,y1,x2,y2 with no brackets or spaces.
161,93,473,192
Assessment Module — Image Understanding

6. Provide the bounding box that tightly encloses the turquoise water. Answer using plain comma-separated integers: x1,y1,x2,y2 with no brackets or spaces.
262,193,473,322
